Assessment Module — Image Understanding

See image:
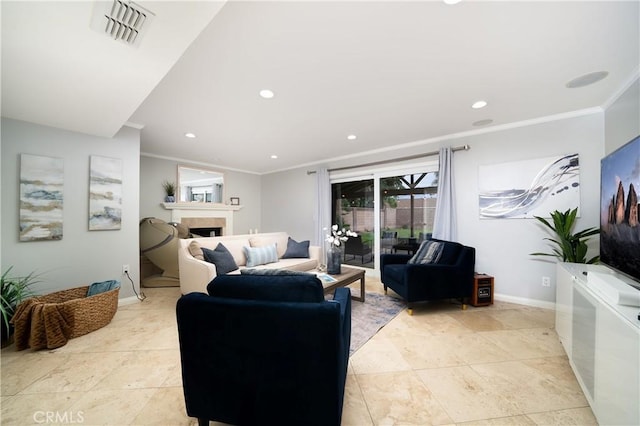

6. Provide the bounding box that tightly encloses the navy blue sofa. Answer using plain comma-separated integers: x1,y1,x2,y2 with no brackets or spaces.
176,273,351,426
380,238,475,314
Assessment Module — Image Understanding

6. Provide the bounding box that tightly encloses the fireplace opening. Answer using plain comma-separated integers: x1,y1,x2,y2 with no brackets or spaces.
189,227,222,237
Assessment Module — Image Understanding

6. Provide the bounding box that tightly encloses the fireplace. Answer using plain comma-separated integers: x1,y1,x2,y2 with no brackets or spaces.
180,217,226,236
162,202,241,236
189,227,222,237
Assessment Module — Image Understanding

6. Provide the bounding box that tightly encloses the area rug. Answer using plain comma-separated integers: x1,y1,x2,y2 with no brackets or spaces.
348,292,406,355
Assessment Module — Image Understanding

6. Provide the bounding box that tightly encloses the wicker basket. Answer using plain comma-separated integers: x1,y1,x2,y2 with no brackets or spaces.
12,285,119,350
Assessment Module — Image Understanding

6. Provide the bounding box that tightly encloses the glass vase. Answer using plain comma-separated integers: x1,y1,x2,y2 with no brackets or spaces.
326,243,343,275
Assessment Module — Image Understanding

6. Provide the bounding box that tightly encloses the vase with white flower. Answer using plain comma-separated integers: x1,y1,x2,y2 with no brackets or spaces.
325,225,357,275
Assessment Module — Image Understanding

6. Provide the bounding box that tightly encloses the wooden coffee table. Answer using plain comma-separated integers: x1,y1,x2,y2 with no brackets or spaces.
317,266,365,302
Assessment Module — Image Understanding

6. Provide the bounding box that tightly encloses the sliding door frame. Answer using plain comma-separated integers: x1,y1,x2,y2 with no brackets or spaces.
330,159,438,276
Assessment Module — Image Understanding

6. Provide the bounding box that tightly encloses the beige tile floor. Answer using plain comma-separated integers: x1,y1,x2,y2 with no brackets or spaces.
1,278,597,425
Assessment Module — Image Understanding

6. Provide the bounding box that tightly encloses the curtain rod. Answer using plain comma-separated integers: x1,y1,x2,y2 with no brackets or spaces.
306,144,470,175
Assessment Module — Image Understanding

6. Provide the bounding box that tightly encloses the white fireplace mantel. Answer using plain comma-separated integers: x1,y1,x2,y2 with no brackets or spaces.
161,203,242,235
161,202,242,212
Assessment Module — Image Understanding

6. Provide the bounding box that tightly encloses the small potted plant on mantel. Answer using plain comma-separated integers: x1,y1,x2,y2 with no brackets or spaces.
162,181,176,203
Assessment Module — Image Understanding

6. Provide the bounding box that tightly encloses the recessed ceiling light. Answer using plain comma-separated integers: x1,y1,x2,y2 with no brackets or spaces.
347,134,357,141
472,119,494,127
260,89,275,99
565,71,609,88
184,132,196,138
443,0,462,4
270,154,278,159
471,100,487,109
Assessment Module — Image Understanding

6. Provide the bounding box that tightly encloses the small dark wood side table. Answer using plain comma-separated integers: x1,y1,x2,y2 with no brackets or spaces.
472,273,494,307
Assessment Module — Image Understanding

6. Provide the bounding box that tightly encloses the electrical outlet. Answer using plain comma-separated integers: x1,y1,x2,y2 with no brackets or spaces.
542,276,551,287
122,264,130,275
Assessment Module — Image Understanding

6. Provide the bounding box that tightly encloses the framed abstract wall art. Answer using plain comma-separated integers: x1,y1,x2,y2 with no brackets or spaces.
89,156,122,230
19,154,64,241
479,153,580,219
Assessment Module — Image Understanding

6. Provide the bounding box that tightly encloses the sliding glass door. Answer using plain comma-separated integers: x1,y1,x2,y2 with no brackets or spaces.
330,166,438,271
380,172,438,255
331,179,375,268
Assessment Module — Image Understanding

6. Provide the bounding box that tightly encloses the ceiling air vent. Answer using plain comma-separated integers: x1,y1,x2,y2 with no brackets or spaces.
90,0,155,47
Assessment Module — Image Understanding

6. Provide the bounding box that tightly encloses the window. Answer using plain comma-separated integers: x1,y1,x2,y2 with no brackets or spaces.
330,170,438,269
331,179,375,267
380,172,438,244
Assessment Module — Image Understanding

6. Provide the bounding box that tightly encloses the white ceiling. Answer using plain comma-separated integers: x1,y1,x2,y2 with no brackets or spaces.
1,1,225,137
3,1,639,174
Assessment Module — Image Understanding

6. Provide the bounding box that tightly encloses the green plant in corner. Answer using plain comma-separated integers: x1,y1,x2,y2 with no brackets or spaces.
531,208,600,264
1,267,38,341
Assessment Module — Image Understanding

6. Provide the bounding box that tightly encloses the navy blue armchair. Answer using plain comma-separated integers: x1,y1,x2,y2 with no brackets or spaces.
176,273,351,426
381,239,475,314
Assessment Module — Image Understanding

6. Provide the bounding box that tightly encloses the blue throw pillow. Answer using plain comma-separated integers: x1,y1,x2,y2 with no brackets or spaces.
87,280,120,296
408,240,444,264
202,243,239,275
243,244,279,267
282,237,310,259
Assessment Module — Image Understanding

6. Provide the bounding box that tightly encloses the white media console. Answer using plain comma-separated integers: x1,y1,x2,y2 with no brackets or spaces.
555,262,640,425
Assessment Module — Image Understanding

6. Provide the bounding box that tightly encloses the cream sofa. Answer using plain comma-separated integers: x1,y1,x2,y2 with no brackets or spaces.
178,232,321,294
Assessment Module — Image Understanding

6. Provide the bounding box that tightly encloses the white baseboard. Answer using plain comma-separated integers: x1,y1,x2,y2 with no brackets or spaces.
118,296,141,307
494,292,556,310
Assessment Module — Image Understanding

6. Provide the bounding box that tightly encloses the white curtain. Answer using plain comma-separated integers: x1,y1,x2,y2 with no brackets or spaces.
315,168,331,249
432,147,457,241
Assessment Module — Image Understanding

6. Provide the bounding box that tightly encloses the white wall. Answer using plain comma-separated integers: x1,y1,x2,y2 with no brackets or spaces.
454,113,603,305
261,168,319,243
605,77,640,154
1,118,141,299
261,111,604,305
139,155,262,235
227,168,263,234
139,155,176,222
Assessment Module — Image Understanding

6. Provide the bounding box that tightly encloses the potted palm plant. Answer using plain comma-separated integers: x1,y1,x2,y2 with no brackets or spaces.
162,180,176,203
1,267,37,347
531,208,600,263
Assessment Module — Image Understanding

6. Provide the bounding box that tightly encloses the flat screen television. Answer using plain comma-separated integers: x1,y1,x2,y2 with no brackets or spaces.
600,134,640,287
